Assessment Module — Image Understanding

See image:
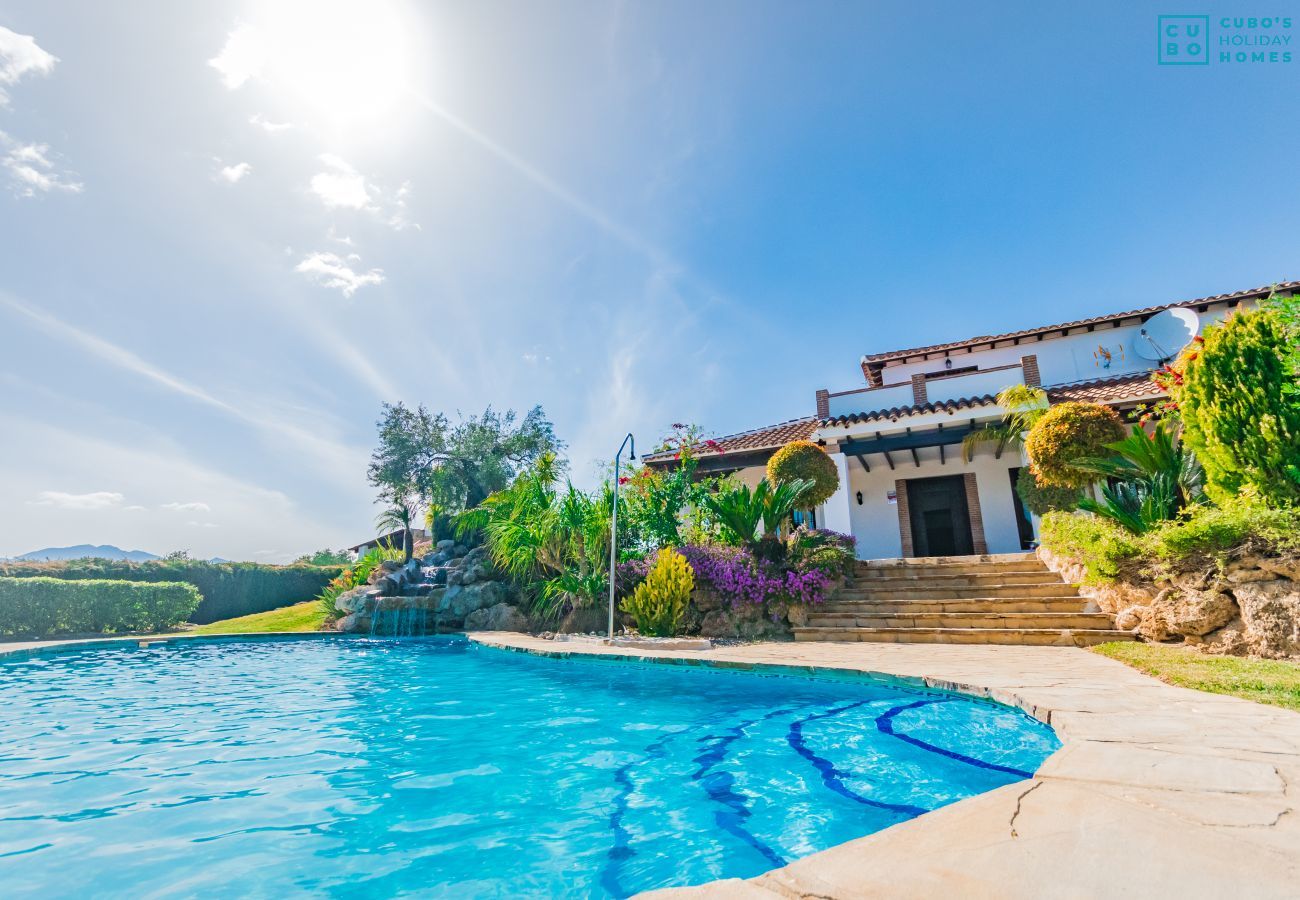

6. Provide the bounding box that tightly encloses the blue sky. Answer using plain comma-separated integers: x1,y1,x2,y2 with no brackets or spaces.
1,1,1296,560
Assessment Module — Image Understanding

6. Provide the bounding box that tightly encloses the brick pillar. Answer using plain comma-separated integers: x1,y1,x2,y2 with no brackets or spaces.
963,473,989,555
910,373,928,405
1020,354,1041,387
895,478,914,557
815,389,830,419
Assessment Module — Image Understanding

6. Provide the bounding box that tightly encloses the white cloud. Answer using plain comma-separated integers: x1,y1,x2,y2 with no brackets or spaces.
30,490,123,510
1,133,83,196
208,23,265,90
0,26,57,107
295,251,384,297
308,155,419,229
218,161,251,183
161,501,211,513
124,505,147,512
249,113,292,133
310,154,370,209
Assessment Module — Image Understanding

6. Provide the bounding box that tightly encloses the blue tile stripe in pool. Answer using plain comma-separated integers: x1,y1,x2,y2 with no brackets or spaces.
875,698,1036,780
0,636,1060,897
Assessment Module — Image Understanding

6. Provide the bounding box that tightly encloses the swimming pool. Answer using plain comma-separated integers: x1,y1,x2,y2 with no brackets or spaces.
0,636,1059,897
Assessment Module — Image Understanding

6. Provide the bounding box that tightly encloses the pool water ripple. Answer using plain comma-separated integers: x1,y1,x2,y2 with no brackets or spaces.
0,636,1059,897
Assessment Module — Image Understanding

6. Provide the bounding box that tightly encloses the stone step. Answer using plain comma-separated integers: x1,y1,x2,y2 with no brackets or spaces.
792,626,1135,646
846,570,1065,589
837,583,1081,602
803,611,1115,630
817,597,1092,614
854,553,1043,578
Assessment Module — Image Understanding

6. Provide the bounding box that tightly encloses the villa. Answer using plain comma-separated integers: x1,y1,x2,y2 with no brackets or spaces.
647,281,1298,560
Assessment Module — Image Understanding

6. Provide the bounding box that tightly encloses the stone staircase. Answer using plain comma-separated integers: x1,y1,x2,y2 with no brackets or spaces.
794,552,1134,646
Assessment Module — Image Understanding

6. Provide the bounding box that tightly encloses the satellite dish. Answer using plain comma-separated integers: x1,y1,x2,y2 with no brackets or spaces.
1134,307,1199,362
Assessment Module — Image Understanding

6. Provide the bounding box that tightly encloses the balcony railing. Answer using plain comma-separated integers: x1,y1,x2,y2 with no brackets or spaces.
925,364,1024,404
824,364,1025,420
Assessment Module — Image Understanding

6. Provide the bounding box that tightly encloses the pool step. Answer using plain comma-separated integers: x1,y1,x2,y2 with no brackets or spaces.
803,611,1116,630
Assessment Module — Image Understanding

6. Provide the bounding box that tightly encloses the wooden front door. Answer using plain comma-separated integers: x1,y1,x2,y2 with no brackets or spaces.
906,475,974,557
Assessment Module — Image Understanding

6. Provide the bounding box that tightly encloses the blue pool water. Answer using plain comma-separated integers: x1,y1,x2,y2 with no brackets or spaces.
0,636,1059,897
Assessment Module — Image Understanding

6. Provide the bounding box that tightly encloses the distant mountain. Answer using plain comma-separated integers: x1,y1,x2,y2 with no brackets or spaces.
12,544,161,562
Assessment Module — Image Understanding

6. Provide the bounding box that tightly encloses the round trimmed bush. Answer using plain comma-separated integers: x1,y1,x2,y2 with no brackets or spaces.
766,441,839,507
1024,402,1125,489
1015,467,1081,516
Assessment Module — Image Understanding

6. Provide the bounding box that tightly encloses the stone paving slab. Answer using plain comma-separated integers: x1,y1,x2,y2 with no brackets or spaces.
470,633,1300,900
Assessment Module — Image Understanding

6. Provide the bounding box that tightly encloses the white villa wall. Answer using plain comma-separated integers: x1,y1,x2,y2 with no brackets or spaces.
842,449,1028,560
875,303,1243,390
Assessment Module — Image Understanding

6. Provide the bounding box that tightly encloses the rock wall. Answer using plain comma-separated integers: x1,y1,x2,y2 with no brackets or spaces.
334,541,528,635
1039,547,1300,659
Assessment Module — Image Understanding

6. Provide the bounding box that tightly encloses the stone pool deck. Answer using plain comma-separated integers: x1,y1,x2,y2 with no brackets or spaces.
471,633,1300,900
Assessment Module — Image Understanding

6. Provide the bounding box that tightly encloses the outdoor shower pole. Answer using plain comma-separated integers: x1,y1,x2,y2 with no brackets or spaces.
608,433,636,642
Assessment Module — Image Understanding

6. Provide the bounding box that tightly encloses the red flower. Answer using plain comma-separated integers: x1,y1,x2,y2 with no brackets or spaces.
1193,335,1205,344
618,476,630,485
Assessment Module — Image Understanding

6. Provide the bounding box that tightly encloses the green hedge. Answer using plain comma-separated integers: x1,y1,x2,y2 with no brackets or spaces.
0,577,201,637
0,560,343,624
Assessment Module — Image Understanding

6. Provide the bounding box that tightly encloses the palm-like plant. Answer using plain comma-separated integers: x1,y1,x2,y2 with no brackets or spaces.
460,454,616,622
375,502,417,563
704,481,766,546
705,477,815,547
1071,423,1206,533
961,384,1050,462
761,478,815,537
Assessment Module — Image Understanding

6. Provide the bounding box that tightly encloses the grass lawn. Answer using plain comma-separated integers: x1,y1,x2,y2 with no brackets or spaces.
1092,642,1300,713
190,602,329,635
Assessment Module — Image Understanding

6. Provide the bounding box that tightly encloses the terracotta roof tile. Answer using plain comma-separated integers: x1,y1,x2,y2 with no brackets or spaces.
641,417,816,463
818,395,1000,428
860,280,1297,369
1044,372,1165,405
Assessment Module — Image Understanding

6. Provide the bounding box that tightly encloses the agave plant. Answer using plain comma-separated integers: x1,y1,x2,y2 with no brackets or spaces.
1071,423,1206,533
961,384,1050,462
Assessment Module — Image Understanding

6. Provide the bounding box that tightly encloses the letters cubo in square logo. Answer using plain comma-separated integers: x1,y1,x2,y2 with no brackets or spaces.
1159,15,1210,65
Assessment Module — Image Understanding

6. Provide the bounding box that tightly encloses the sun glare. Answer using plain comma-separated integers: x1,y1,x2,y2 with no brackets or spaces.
229,0,418,132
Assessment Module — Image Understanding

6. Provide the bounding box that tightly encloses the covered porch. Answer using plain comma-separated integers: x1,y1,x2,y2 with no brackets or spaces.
816,395,1034,561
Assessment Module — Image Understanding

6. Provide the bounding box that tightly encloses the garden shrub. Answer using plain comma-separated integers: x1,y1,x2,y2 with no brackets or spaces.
1146,501,1300,563
1015,467,1081,516
767,441,839,507
1173,309,1300,506
0,560,342,624
622,548,693,636
0,577,201,636
1041,501,1300,585
785,527,856,578
1038,511,1142,582
1024,402,1126,489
